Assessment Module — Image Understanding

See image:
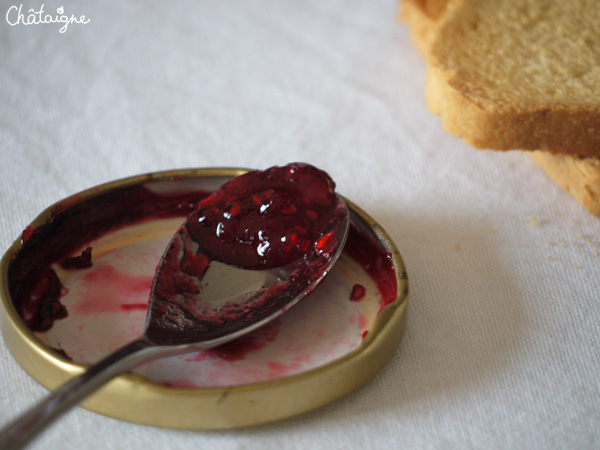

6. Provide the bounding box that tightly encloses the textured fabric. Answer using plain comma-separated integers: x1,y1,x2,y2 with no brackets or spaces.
1,1,599,449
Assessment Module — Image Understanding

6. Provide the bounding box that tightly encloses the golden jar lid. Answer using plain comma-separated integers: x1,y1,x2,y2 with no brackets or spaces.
0,168,408,429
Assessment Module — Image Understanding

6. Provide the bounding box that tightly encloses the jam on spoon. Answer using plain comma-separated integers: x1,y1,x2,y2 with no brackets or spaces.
0,163,349,449
146,163,347,344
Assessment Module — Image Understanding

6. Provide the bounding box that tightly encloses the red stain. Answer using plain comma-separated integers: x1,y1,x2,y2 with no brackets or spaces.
120,303,148,311
74,264,153,315
186,319,282,362
267,360,302,378
209,319,281,361
293,352,311,363
210,335,268,362
358,314,369,330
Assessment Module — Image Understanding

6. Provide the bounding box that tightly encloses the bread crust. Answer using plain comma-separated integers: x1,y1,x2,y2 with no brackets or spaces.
426,67,600,155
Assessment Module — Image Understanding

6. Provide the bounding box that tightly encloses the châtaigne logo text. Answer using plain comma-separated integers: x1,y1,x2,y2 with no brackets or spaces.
6,4,90,33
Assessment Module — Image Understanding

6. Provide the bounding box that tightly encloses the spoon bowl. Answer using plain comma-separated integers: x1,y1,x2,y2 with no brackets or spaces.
145,194,349,347
0,165,349,450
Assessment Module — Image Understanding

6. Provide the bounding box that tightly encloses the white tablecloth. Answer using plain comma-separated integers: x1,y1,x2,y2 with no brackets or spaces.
1,1,599,449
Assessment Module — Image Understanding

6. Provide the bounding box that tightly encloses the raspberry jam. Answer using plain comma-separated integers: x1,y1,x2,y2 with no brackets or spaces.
9,185,209,331
61,247,93,269
145,163,349,344
187,163,338,269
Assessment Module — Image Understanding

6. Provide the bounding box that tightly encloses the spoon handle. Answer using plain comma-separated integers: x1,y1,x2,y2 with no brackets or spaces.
0,338,157,450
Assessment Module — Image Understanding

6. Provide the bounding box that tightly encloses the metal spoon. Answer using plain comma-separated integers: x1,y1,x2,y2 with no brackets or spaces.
0,196,349,450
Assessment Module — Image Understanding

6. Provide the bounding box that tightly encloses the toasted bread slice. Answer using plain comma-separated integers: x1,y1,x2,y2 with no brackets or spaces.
414,0,600,157
400,0,600,216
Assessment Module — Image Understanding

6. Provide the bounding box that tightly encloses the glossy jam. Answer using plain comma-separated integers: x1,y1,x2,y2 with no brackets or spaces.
186,163,338,269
